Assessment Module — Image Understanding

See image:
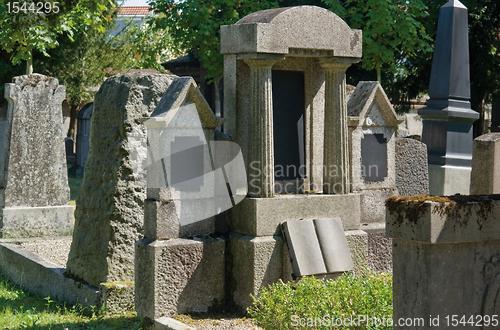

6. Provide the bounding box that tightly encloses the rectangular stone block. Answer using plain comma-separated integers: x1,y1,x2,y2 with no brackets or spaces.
228,233,284,311
0,205,74,238
471,133,500,195
144,199,214,239
230,194,360,237
135,237,225,320
386,197,500,243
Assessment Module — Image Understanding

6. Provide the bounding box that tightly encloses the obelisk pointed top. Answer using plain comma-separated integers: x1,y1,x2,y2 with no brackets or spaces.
442,0,467,9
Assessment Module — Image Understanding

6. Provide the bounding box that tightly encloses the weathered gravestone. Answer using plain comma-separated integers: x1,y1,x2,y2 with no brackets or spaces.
75,102,93,178
66,73,175,287
395,138,429,196
0,74,74,237
347,81,403,223
470,133,500,195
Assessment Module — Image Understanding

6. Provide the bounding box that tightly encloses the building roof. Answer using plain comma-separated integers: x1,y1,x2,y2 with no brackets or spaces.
118,6,151,16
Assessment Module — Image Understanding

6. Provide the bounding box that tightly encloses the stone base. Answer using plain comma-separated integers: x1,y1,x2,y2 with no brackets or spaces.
228,233,286,311
0,205,74,238
99,282,135,314
345,230,368,276
359,189,397,224
229,194,360,237
428,164,471,196
228,230,368,311
135,237,225,320
361,223,392,273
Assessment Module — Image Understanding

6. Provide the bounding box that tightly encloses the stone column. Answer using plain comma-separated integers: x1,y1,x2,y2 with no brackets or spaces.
321,60,352,194
244,59,276,198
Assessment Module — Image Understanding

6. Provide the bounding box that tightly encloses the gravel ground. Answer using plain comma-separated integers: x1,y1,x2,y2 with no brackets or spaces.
18,236,72,267
12,237,264,330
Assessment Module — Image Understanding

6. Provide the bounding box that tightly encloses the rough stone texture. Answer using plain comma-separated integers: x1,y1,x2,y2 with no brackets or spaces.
228,234,284,311
362,223,392,273
359,189,397,224
395,138,429,196
0,74,73,237
99,282,135,314
470,133,500,195
229,194,360,236
387,196,500,328
135,237,225,320
345,230,368,276
66,73,175,287
1,74,69,207
221,6,362,58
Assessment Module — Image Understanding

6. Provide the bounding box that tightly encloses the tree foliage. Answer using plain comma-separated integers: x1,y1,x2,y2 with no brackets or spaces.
0,0,116,73
325,0,432,82
148,0,280,82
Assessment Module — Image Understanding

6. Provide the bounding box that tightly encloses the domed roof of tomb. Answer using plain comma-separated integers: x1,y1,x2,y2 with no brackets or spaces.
220,6,362,58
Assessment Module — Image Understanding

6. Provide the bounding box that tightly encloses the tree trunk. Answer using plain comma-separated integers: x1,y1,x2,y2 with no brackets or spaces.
67,104,80,140
26,50,33,75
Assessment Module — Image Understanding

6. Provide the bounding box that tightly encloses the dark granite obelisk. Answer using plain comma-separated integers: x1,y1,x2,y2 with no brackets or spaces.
418,0,479,196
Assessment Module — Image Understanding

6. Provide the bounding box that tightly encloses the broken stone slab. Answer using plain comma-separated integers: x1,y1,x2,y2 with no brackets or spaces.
66,73,175,287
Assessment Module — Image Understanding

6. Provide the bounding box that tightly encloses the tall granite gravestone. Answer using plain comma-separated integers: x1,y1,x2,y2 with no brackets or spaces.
75,102,93,178
1,74,74,237
418,0,479,195
66,73,175,287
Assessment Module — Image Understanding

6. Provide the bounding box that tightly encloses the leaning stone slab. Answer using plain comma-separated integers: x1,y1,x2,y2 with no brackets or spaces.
135,236,225,320
387,195,500,324
154,317,195,330
66,73,175,287
470,133,500,195
1,74,73,237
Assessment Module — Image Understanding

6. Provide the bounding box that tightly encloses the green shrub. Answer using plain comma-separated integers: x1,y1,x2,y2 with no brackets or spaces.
248,272,393,330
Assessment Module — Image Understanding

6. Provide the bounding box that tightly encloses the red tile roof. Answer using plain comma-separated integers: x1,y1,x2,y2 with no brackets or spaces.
118,6,151,16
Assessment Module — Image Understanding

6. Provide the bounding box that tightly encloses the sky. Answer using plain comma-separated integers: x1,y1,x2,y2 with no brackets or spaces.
122,0,150,6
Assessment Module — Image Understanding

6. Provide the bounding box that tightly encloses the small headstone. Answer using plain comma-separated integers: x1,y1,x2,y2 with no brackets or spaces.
66,73,175,287
75,102,93,178
470,133,500,195
395,138,430,196
65,137,75,164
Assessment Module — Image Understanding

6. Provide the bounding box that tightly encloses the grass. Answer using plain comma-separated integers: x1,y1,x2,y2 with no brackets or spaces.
0,273,145,330
248,272,393,330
